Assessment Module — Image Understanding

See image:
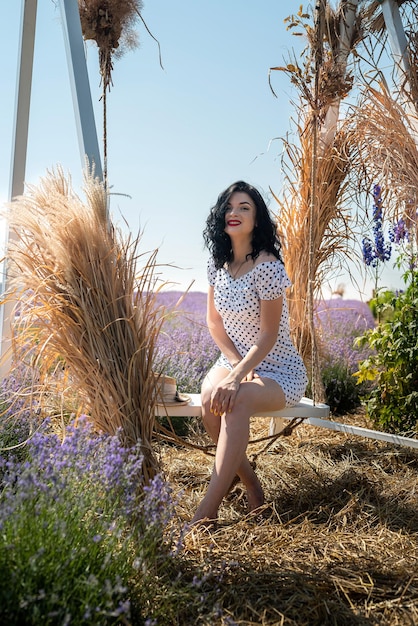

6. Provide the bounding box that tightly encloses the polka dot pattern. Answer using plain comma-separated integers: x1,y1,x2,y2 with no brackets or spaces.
208,257,308,407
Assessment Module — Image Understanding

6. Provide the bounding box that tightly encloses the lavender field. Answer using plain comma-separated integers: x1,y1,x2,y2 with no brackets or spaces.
315,298,375,369
154,291,219,393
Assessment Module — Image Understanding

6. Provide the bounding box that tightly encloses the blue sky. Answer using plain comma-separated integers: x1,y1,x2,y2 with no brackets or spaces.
0,1,403,298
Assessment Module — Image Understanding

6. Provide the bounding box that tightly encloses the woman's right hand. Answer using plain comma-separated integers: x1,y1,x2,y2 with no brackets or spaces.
210,375,240,415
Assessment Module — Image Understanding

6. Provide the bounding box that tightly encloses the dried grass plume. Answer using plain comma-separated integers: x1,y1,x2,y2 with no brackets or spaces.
5,167,164,481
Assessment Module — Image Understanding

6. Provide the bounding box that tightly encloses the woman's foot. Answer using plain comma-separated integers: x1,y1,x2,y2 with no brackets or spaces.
246,481,265,512
190,501,219,527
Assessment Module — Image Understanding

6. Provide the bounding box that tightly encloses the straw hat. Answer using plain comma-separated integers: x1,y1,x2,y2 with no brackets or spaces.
155,374,191,406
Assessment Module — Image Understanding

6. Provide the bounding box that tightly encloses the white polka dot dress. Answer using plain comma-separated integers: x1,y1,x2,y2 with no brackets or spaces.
208,256,308,407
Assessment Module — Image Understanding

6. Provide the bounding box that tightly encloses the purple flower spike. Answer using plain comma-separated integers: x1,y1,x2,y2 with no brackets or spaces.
362,184,392,268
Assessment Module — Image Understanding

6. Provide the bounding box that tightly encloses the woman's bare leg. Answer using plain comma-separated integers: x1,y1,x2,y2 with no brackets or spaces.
200,371,264,511
191,369,286,523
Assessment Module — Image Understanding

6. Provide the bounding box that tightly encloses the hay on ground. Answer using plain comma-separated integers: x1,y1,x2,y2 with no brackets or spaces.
161,411,418,625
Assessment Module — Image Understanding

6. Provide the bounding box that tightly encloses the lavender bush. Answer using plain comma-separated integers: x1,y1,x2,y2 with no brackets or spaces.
0,372,34,468
0,417,176,624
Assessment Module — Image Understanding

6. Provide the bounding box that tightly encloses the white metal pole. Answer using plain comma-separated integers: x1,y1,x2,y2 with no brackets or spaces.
380,0,410,76
9,0,37,201
0,0,38,379
59,0,103,180
380,0,418,136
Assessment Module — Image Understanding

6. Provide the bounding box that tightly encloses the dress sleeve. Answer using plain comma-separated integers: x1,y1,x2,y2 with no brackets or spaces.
255,261,291,300
207,256,217,287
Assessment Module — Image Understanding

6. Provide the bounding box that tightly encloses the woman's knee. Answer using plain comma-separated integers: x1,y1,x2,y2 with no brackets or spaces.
234,379,285,415
230,389,257,417
201,380,212,413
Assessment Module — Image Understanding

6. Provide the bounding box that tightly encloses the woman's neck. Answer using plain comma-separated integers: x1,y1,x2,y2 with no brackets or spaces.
231,241,253,264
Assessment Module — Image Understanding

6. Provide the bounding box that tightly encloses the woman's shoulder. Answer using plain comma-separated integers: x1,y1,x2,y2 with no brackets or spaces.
253,253,291,298
252,254,287,285
253,252,283,267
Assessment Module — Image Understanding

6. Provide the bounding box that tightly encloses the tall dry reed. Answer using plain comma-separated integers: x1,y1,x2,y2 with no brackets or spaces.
5,167,164,481
350,84,418,241
271,3,361,397
273,114,356,392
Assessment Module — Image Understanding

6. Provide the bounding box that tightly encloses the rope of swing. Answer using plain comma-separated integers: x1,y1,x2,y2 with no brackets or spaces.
155,415,305,459
307,0,325,406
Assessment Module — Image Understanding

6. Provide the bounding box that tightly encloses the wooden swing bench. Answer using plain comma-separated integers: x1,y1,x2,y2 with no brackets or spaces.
155,394,330,436
155,394,418,450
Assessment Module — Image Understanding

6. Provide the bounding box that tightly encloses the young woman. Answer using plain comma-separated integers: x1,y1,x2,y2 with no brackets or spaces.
191,181,307,525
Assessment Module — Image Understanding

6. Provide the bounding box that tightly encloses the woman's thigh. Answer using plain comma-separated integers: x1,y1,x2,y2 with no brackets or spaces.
202,367,286,415
234,377,286,415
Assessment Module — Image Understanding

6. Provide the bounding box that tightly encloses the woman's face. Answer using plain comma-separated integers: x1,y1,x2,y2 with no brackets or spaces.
224,192,257,239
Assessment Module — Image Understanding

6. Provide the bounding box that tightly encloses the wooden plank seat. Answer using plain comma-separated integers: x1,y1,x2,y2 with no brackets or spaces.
155,394,330,437
155,394,418,449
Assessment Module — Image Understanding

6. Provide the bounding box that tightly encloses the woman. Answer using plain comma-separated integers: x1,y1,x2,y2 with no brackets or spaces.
191,181,307,526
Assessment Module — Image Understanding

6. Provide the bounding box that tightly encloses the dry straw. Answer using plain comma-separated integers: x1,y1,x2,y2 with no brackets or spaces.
350,83,418,240
269,3,363,399
274,107,357,388
165,412,418,624
5,167,164,481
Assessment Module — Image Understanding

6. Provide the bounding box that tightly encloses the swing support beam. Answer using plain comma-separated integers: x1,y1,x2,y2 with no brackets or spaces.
0,0,102,378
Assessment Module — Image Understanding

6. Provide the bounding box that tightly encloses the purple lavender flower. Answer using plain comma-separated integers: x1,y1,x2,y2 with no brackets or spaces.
362,184,392,267
389,218,409,244
0,412,179,622
315,299,375,370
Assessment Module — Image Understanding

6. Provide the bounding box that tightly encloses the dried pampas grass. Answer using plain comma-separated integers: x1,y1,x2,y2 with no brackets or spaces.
274,112,356,395
350,83,418,240
5,167,164,481
78,0,144,90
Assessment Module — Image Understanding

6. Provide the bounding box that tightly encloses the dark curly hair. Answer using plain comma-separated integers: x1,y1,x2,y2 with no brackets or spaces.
203,181,282,269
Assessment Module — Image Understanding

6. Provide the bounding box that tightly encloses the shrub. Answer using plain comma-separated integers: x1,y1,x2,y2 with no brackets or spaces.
355,271,418,433
320,361,365,414
368,288,397,322
0,418,175,624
